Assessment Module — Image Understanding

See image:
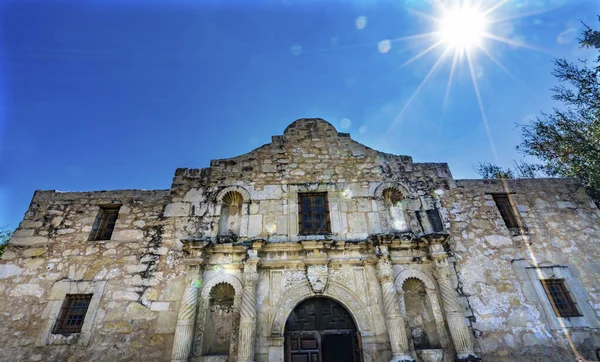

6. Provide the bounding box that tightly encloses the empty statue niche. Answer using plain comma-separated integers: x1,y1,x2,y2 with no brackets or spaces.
218,191,243,238
402,278,441,350
203,282,236,356
383,187,409,232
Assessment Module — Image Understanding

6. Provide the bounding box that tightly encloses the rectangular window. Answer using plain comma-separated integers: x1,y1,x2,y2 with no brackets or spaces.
426,209,444,232
492,194,520,230
298,193,330,235
540,279,582,318
53,294,93,334
89,205,120,241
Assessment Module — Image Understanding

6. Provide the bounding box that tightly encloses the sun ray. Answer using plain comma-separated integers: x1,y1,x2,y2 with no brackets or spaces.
400,40,444,68
482,0,509,16
482,32,555,55
477,45,537,100
384,47,452,138
466,50,501,162
443,50,460,110
407,8,441,23
389,31,440,43
488,6,561,25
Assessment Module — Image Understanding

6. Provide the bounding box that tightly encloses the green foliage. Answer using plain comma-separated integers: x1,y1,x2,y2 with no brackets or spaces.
474,162,515,179
0,227,13,257
517,19,600,205
474,160,543,180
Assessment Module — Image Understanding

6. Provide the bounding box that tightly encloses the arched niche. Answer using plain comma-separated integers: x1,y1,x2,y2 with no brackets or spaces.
374,183,414,233
402,278,441,349
202,283,236,355
215,186,251,239
193,273,243,358
394,269,450,350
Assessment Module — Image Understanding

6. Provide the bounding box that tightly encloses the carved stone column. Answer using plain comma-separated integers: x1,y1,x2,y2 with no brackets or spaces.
430,244,480,361
171,261,206,362
237,244,261,362
376,246,415,362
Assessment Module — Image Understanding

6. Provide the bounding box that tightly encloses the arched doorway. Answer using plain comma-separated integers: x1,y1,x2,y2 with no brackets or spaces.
284,297,363,362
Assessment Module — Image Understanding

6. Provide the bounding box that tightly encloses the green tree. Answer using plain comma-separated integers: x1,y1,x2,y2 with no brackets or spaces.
474,160,542,179
518,19,600,205
0,227,13,257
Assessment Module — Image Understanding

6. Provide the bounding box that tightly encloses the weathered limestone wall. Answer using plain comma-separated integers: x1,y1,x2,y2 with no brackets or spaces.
0,189,196,362
444,178,600,361
165,118,453,243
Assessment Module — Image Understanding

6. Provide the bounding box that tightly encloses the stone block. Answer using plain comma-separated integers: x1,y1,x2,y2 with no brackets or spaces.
155,311,178,334
21,248,48,258
248,215,263,237
150,302,170,311
484,235,512,247
0,264,24,279
124,302,155,320
12,229,35,237
103,320,134,334
0,251,17,260
164,202,191,217
10,236,49,246
113,291,140,301
10,284,44,298
112,229,144,241
347,213,367,234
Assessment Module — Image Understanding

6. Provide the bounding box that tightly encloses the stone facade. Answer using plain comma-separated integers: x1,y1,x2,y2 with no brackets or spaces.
1,118,599,362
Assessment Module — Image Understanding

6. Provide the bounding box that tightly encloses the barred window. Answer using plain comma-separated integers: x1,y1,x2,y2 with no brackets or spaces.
89,205,120,241
298,193,330,235
53,294,93,334
541,279,582,318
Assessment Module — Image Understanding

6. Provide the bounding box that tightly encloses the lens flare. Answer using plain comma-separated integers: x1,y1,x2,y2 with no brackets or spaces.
440,7,486,52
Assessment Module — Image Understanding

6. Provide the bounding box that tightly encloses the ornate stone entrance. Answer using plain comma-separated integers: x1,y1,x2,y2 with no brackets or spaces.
284,297,362,362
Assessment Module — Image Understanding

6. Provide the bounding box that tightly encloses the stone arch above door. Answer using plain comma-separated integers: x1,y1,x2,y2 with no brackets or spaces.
270,281,373,337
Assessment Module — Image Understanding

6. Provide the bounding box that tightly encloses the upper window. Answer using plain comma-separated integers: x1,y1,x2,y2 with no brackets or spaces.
491,194,521,231
53,294,93,334
298,193,330,235
426,209,444,232
541,279,582,318
89,205,120,241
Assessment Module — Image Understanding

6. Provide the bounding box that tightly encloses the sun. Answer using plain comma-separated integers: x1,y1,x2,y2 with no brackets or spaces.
439,6,487,52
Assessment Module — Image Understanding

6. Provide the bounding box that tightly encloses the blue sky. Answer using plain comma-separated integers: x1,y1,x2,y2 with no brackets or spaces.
1,0,598,230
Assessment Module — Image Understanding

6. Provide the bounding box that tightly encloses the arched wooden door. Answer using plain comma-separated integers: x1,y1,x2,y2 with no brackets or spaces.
284,297,363,362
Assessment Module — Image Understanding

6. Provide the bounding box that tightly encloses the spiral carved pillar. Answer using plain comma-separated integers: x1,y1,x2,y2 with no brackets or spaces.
430,244,480,361
237,248,260,362
171,261,206,362
376,246,415,362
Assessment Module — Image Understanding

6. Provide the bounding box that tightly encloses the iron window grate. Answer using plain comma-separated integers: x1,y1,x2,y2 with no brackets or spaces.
298,193,331,235
541,279,582,318
53,294,93,334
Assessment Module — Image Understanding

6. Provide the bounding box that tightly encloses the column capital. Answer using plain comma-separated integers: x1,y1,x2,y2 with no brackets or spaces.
376,256,394,283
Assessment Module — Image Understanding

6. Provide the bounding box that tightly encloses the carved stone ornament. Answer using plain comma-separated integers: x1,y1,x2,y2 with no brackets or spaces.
306,264,328,294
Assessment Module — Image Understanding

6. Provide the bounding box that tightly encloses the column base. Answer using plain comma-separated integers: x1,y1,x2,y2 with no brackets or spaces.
390,355,416,362
454,353,481,362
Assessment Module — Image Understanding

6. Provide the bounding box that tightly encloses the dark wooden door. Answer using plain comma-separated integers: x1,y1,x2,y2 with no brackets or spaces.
284,298,362,362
